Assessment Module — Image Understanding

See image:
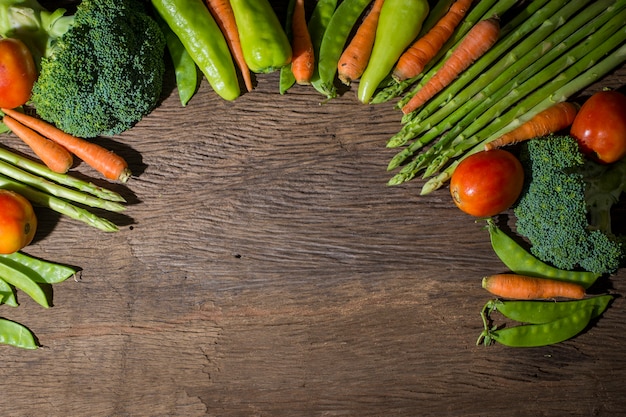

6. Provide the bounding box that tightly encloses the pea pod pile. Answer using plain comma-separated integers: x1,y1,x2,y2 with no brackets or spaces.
477,220,614,348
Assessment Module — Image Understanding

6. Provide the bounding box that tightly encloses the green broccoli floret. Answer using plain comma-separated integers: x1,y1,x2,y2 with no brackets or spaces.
29,0,165,138
513,135,626,275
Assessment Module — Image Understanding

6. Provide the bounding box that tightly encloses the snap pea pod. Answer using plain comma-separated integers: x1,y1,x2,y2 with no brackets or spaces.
485,219,601,289
478,307,595,348
279,0,298,94
482,295,613,325
315,0,372,98
0,251,77,285
0,278,18,307
230,0,292,74
0,260,49,308
155,13,198,106
0,318,38,349
357,0,429,103
308,0,339,97
151,0,240,101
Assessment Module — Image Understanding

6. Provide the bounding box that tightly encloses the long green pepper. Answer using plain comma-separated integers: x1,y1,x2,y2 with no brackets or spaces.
151,0,240,101
230,0,292,74
357,0,429,104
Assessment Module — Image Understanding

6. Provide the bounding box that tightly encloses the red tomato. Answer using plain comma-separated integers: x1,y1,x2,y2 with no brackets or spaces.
449,149,524,217
0,190,37,254
0,38,37,109
570,90,626,164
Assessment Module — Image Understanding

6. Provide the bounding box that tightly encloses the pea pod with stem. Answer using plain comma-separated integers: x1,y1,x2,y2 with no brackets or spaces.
0,251,78,285
420,30,626,194
0,259,50,308
387,0,601,151
478,306,595,347
307,0,339,96
0,318,38,349
0,279,18,307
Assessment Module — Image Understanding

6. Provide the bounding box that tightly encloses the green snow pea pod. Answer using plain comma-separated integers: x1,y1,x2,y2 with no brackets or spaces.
484,219,601,288
151,0,240,101
155,13,199,106
308,0,339,96
478,307,594,348
358,0,429,103
0,318,38,349
279,0,298,94
230,0,292,74
483,295,613,325
315,0,372,98
0,278,17,307
0,259,49,308
0,251,77,285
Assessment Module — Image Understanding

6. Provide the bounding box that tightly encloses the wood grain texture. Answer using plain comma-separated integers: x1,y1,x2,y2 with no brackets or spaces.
1,2,625,415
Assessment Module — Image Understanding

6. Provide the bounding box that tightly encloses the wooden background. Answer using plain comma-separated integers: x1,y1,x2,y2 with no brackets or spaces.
1,1,626,416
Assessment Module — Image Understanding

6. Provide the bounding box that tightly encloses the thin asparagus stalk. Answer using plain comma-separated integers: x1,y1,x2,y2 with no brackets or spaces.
0,159,126,212
0,145,126,202
420,41,626,195
0,174,119,232
386,0,621,177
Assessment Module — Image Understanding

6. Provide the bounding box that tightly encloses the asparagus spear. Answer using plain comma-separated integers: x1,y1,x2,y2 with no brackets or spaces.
387,0,622,179
420,40,626,195
0,174,119,232
0,145,126,202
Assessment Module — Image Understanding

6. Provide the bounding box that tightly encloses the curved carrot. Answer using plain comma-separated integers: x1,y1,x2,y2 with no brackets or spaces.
205,0,254,92
482,274,586,300
337,0,385,86
484,102,578,151
401,17,500,115
3,115,73,174
291,0,315,84
393,0,473,82
1,108,131,183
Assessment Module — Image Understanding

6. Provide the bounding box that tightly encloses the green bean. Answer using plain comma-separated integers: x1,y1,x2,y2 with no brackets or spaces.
314,0,372,98
478,307,594,347
0,252,78,284
482,295,613,325
0,278,18,307
0,260,50,308
484,219,601,288
0,318,38,349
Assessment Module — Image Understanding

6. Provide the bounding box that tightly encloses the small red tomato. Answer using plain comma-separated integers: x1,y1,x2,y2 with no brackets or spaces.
0,38,37,109
450,149,524,217
570,90,626,164
0,190,37,254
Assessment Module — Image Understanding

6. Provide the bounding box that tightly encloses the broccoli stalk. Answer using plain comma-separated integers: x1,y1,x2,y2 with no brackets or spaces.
513,136,626,276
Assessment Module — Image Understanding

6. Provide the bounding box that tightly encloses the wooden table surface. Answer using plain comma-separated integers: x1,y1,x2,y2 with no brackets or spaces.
1,2,626,416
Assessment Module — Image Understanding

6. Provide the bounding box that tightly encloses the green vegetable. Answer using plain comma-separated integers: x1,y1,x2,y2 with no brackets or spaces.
29,0,166,138
0,258,49,308
314,0,372,98
0,251,78,285
482,295,613,325
230,0,292,74
512,136,626,275
0,318,38,349
484,219,601,288
307,0,339,97
357,0,429,104
0,278,18,307
478,306,595,347
279,0,298,95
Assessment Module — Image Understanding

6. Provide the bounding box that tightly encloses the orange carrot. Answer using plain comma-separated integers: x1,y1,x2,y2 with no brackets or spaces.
1,108,131,182
484,102,578,151
401,17,500,115
3,114,73,174
482,274,586,300
393,0,473,82
337,0,385,86
205,0,254,92
290,0,315,84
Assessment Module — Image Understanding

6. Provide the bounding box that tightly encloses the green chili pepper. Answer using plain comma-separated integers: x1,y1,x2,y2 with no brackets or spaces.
0,318,38,349
0,251,78,285
230,0,292,74
0,260,50,308
484,219,601,288
482,295,613,325
151,0,240,101
155,13,199,106
0,278,17,307
358,0,430,103
478,307,595,348
315,0,372,98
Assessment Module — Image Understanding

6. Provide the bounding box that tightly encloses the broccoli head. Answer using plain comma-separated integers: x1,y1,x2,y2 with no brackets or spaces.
513,135,626,275
30,0,165,138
